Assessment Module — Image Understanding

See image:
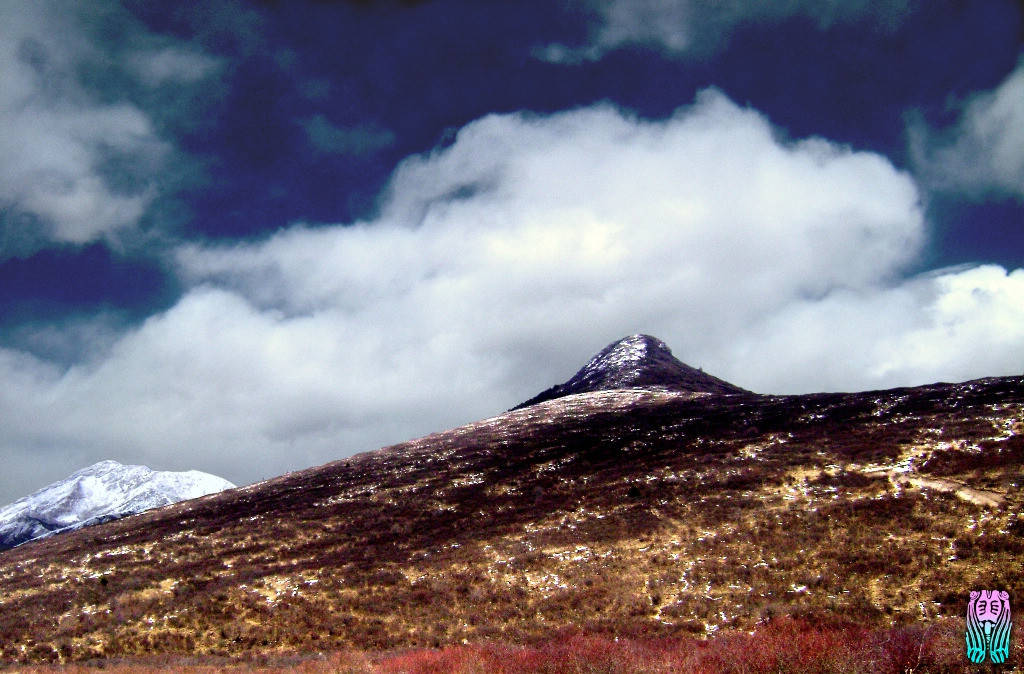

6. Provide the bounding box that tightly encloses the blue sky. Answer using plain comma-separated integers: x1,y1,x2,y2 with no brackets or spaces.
2,0,1023,503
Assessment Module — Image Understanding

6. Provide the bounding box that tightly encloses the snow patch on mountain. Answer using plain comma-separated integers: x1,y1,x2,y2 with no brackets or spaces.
515,334,749,409
0,460,234,549
573,334,668,389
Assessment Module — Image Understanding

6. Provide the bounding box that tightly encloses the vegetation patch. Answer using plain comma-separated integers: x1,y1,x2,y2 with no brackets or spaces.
0,379,1021,666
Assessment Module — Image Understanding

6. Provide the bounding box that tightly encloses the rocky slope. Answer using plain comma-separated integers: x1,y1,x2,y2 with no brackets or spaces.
0,460,235,549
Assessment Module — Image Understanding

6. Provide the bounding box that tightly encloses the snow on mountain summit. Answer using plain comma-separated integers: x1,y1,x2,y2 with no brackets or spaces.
572,334,676,390
0,460,234,549
515,334,749,409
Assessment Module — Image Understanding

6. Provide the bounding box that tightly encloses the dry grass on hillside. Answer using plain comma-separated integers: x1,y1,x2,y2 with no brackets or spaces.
0,379,1022,666
6,618,1022,673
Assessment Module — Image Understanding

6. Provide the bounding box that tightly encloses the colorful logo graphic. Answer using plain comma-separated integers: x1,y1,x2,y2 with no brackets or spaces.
966,590,1012,664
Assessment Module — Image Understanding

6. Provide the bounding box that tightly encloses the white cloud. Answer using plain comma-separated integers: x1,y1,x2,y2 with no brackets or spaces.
130,46,222,87
540,0,912,62
722,265,1024,393
912,59,1024,198
2,89,1023,504
0,1,217,255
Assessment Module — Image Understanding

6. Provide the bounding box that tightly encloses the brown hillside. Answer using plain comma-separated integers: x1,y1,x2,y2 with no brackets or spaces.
0,377,1022,664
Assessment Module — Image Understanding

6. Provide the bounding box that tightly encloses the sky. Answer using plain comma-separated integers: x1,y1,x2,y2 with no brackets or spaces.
2,0,1024,504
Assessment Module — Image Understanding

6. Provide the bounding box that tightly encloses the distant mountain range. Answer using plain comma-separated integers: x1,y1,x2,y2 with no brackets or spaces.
0,460,234,549
514,334,748,409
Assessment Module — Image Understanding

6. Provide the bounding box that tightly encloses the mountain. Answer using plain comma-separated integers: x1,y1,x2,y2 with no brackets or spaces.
514,334,748,409
0,373,1021,665
0,460,235,549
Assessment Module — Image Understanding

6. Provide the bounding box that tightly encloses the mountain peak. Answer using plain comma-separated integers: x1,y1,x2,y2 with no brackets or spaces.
577,334,672,381
514,334,749,409
71,459,130,477
0,461,235,550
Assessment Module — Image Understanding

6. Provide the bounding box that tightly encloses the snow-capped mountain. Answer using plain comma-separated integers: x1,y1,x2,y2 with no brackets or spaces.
0,460,234,549
515,334,749,409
